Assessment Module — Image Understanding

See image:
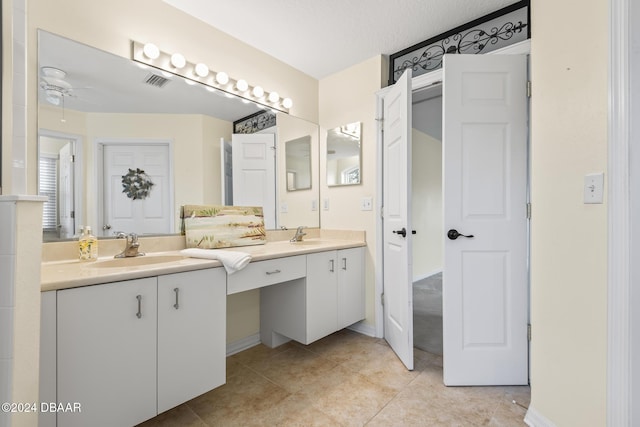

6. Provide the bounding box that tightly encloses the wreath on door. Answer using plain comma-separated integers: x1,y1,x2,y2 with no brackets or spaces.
121,168,155,200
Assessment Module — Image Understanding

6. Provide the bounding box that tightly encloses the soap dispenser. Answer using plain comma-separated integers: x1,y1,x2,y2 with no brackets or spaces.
79,226,98,261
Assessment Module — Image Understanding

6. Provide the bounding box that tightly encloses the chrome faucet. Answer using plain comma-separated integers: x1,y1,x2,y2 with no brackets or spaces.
290,226,307,242
115,232,145,258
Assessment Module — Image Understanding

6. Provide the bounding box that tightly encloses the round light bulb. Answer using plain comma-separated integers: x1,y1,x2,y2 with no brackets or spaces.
236,79,248,92
282,98,293,109
252,86,264,98
142,43,160,60
216,71,229,85
170,53,186,69
268,91,280,103
194,63,209,78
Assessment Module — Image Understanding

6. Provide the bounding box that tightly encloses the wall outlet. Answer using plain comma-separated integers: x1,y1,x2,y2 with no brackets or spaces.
584,172,604,204
361,197,373,211
280,202,288,213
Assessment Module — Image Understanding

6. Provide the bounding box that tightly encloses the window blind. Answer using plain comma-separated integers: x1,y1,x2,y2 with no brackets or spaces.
39,156,58,230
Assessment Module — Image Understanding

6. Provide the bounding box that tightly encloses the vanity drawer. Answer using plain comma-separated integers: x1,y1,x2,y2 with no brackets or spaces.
227,255,306,294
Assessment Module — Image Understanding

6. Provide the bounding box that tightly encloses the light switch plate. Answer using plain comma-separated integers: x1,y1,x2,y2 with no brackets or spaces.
280,202,288,213
584,172,604,204
311,199,317,211
323,198,330,211
361,197,373,211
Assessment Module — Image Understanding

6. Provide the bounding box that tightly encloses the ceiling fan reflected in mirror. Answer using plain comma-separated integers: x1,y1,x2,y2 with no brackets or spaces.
39,66,92,122
40,66,72,106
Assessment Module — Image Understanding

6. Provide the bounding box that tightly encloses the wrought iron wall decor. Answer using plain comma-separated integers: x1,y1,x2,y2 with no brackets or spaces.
388,0,529,86
121,168,155,200
233,110,277,134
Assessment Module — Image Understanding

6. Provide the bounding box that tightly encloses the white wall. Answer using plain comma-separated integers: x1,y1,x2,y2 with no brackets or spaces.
319,55,385,332
529,0,608,424
411,129,442,280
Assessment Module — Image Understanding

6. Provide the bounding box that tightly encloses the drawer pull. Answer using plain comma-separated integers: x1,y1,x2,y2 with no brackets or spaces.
266,269,281,275
342,258,347,270
173,287,180,310
329,259,335,272
136,295,142,319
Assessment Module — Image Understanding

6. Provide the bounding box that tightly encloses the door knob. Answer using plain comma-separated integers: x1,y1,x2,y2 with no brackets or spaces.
392,228,417,238
447,229,474,240
103,224,112,231
393,228,407,238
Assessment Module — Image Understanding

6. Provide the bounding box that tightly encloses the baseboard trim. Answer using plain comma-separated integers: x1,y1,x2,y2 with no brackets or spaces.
524,406,556,427
227,324,378,355
348,321,377,338
226,333,261,357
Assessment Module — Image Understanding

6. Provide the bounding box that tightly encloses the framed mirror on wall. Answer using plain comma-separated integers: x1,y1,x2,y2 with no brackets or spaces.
285,135,312,191
327,122,362,186
37,30,321,241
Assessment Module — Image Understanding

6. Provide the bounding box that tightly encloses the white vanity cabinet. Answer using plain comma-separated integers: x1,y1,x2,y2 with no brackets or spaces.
157,269,226,413
46,268,226,427
57,277,158,427
336,247,365,329
261,247,365,346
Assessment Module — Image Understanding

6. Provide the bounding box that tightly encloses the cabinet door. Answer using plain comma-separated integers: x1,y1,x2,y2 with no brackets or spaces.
306,251,338,343
337,247,365,329
157,268,226,413
57,278,157,427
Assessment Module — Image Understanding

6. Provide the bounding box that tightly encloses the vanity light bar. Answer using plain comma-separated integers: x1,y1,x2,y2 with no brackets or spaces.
131,41,293,113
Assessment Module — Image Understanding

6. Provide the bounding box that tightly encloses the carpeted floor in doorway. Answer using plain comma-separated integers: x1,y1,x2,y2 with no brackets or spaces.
413,272,443,355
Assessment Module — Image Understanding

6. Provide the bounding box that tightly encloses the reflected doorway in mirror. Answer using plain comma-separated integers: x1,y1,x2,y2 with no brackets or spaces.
327,122,362,186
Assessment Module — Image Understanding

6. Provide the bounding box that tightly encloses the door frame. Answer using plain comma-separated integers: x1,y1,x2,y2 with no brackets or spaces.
95,138,174,236
608,0,635,423
374,39,532,338
38,129,84,235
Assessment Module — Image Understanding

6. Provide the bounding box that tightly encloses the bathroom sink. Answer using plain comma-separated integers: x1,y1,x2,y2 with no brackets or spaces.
88,255,187,268
288,240,323,246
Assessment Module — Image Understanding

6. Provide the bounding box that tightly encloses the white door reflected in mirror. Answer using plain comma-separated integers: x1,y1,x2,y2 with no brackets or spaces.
327,122,361,186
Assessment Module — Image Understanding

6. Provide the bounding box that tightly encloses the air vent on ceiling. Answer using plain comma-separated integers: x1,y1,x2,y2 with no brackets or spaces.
143,73,170,88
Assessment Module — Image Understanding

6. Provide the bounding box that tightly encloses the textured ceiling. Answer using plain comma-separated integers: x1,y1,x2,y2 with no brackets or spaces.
163,0,520,79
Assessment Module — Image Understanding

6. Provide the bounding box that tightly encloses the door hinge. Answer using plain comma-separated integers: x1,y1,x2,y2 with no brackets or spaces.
71,154,75,162
526,81,532,98
380,206,384,219
526,202,532,219
527,324,532,342
70,210,75,219
381,292,385,307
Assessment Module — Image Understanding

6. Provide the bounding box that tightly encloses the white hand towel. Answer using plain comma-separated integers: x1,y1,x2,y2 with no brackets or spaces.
180,248,252,275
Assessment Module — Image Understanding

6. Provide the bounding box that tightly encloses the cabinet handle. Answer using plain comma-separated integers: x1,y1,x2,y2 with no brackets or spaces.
342,258,347,270
173,287,180,310
329,259,335,272
266,269,281,275
136,295,142,319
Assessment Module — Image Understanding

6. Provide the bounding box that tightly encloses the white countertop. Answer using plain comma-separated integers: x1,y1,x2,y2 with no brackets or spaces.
41,238,366,292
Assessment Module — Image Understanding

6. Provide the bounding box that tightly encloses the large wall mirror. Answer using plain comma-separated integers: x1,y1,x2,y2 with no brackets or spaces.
326,122,362,186
37,30,320,241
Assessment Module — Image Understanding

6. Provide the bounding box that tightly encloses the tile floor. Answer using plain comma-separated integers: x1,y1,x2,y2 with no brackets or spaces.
139,329,530,426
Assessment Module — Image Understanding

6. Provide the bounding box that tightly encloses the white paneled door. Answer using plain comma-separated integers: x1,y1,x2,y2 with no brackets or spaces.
382,69,414,370
58,142,75,239
232,133,277,229
103,143,172,237
442,54,528,385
